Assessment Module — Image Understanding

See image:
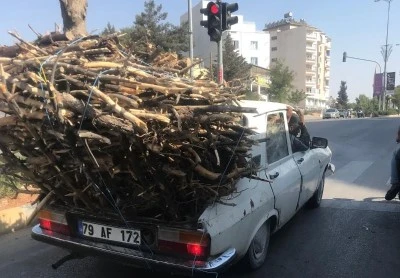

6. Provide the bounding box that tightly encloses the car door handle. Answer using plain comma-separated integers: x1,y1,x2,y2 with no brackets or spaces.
297,158,304,164
269,172,279,179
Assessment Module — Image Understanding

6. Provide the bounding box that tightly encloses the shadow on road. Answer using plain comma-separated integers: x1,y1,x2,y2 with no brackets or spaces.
47,197,399,278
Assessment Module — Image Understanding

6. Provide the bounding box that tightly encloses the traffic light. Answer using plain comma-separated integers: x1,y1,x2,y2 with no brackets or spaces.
222,3,239,31
200,2,222,42
342,52,347,62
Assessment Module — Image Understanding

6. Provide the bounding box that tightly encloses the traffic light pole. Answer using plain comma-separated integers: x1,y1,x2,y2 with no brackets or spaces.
218,40,223,84
217,0,223,85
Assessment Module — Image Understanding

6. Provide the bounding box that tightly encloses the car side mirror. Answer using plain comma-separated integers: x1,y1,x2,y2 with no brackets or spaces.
311,137,328,149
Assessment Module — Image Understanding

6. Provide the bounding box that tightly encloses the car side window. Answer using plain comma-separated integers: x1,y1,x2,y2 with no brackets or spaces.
266,112,289,164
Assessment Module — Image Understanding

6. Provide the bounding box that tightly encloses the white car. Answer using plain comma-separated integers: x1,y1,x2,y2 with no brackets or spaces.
32,101,334,274
323,108,340,119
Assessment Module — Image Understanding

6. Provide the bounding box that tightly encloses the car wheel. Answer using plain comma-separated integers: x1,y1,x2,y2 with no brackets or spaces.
242,221,271,270
306,172,325,209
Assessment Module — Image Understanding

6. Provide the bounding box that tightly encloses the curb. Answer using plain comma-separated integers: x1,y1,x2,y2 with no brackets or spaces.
0,204,37,235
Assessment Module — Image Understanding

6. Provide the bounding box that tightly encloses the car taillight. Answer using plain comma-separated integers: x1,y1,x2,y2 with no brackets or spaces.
158,228,210,259
38,209,70,236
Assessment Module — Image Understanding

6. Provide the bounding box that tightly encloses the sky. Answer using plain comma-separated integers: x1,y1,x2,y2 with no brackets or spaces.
1,0,399,102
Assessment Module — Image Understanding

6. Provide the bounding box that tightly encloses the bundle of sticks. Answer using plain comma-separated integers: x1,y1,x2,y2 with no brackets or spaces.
0,33,257,222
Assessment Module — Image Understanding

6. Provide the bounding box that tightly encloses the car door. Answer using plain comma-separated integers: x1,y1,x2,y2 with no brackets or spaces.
292,149,320,207
265,112,302,226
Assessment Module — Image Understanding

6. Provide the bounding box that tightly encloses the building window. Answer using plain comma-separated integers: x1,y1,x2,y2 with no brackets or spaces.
271,36,278,40
306,87,312,93
271,47,277,51
325,80,329,86
271,58,278,62
250,41,258,50
233,40,239,50
251,57,258,65
326,50,330,56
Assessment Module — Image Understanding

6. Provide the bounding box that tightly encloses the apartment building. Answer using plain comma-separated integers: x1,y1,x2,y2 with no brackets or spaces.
265,14,331,109
180,0,270,68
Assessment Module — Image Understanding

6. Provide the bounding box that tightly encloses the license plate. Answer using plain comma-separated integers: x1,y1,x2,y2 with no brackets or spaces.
79,221,141,245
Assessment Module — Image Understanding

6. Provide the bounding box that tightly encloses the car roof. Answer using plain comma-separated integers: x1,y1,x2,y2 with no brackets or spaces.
237,100,287,114
236,100,288,134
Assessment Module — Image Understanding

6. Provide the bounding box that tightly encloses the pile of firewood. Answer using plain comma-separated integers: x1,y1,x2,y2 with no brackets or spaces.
0,33,257,222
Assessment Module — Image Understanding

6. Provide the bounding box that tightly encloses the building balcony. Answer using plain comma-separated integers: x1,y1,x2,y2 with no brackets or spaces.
306,34,317,41
306,80,316,86
306,46,317,53
306,57,316,64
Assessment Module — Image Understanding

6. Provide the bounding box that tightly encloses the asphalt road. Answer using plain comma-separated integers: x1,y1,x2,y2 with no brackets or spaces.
1,116,400,278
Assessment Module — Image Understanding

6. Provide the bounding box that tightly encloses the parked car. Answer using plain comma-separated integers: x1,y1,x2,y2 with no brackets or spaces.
323,108,340,119
338,109,347,118
32,101,335,274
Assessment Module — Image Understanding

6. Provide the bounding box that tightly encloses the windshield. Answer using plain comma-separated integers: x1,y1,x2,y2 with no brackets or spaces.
326,109,336,112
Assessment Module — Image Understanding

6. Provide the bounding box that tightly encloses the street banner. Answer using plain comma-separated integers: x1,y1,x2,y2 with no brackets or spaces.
387,72,396,91
373,73,383,97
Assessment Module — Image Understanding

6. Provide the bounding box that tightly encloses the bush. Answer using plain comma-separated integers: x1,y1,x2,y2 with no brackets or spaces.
387,108,398,115
371,111,379,117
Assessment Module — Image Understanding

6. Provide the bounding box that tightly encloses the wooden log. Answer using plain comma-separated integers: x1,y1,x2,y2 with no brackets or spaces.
86,85,148,133
78,130,111,145
128,109,170,124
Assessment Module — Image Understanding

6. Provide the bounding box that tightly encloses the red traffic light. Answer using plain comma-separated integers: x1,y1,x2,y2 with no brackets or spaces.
210,3,219,15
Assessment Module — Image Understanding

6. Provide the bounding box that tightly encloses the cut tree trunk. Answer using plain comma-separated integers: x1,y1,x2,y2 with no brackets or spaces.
59,0,88,39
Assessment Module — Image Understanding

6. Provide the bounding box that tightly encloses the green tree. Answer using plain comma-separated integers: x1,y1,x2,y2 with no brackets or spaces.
336,81,349,108
102,22,116,35
267,61,294,103
288,89,307,106
121,0,189,53
213,34,251,82
355,94,377,115
390,86,400,113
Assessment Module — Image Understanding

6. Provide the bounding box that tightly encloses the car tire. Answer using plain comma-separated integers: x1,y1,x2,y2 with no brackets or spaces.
306,172,325,209
242,221,271,270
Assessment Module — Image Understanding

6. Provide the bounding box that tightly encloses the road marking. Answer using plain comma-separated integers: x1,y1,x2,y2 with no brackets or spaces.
322,199,400,213
330,161,373,184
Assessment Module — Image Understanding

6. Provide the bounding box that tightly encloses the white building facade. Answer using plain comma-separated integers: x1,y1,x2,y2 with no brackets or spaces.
265,15,331,109
180,0,269,68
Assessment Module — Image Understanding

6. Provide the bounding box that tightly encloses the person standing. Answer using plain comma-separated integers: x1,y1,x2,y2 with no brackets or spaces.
385,126,400,200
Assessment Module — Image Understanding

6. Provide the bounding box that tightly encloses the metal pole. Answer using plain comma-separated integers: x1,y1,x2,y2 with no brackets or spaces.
188,0,194,78
217,0,223,84
382,0,392,111
218,40,223,84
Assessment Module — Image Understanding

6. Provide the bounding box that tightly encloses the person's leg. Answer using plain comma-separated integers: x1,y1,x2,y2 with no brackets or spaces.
385,146,400,200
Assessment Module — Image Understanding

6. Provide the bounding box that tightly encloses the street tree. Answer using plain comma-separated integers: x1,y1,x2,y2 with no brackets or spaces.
214,34,251,82
121,0,189,53
288,89,307,106
355,94,377,115
59,0,88,39
102,22,116,36
390,86,400,112
267,61,294,103
337,81,349,108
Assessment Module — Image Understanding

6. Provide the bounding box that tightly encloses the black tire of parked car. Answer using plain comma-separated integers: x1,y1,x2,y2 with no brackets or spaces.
242,220,271,270
306,172,325,209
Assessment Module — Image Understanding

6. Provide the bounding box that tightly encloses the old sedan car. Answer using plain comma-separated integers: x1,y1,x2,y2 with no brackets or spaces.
323,108,340,119
32,100,334,274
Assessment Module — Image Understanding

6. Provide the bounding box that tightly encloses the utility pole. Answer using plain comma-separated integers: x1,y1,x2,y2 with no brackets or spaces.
188,0,194,78
375,0,393,111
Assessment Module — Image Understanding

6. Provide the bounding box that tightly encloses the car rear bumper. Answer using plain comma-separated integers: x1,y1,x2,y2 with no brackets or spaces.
31,224,236,274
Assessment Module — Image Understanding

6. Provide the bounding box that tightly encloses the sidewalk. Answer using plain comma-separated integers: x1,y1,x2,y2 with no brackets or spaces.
0,199,37,235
